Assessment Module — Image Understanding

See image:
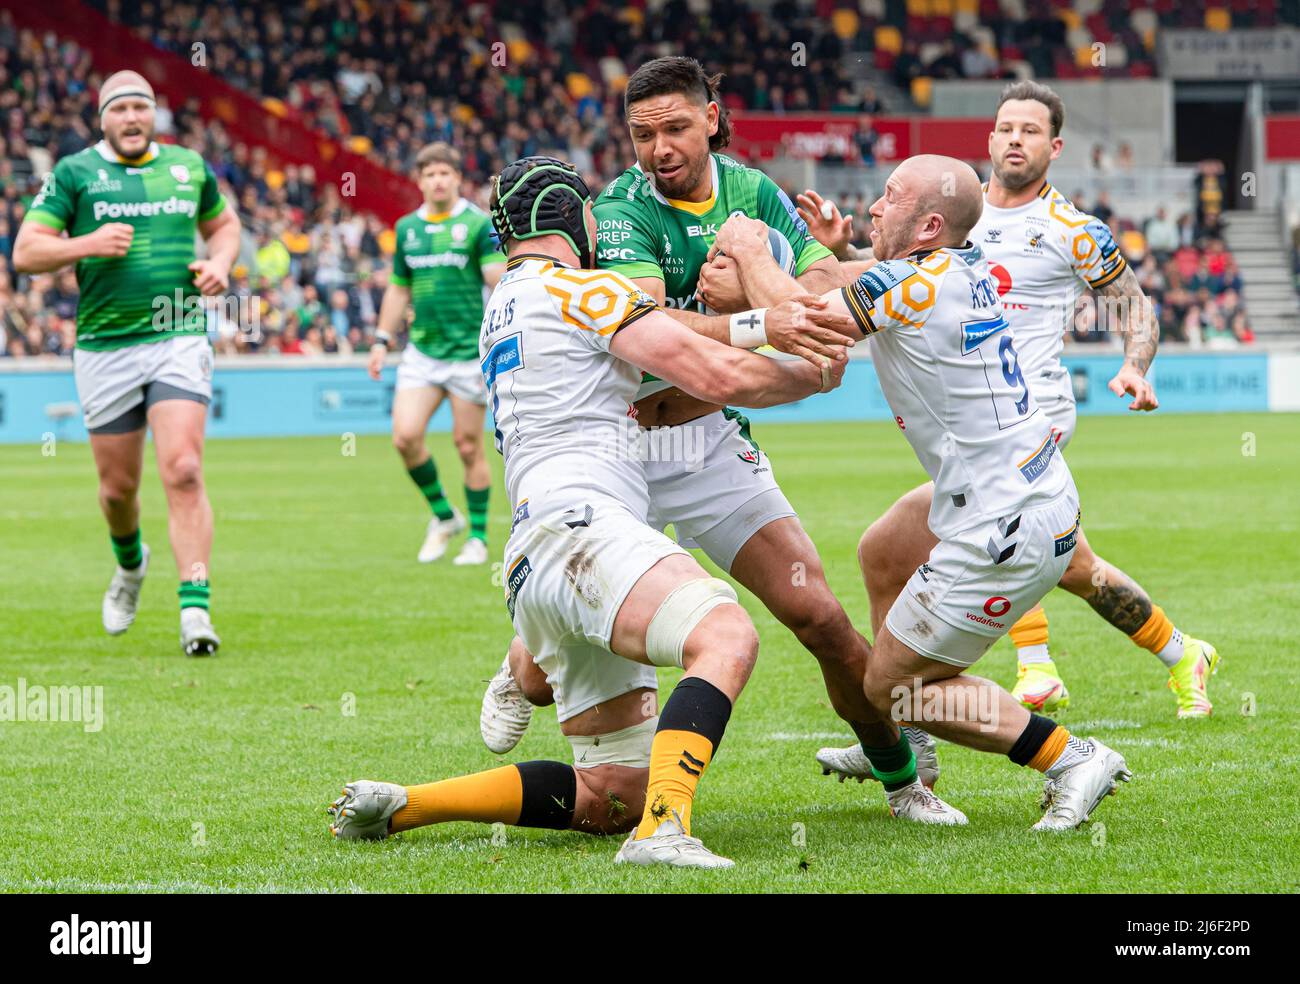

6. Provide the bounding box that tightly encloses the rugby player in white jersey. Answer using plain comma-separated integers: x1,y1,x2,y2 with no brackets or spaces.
804,85,1217,754
712,155,1133,830
480,57,940,799
329,157,861,867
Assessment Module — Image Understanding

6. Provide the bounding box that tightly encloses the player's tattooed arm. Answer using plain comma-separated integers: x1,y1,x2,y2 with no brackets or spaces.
1095,265,1160,411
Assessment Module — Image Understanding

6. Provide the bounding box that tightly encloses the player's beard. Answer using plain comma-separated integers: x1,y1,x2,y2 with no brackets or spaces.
992,150,1048,193
651,150,709,201
105,120,155,160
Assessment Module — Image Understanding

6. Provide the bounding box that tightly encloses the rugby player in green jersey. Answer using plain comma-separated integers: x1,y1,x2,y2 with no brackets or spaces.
13,71,241,657
368,143,506,566
478,59,939,810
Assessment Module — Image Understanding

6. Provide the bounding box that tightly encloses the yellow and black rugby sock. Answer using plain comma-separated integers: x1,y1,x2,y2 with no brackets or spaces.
1008,714,1095,779
635,677,732,839
390,761,575,833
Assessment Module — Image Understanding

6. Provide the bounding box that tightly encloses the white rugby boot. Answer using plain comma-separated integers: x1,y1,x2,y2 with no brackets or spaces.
615,810,734,869
480,654,534,754
885,779,968,826
180,607,221,657
1033,738,1131,831
816,726,940,788
453,537,489,566
102,543,150,635
417,508,466,563
328,780,408,840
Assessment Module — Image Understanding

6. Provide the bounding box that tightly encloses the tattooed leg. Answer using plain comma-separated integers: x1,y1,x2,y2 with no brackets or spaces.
1056,527,1154,633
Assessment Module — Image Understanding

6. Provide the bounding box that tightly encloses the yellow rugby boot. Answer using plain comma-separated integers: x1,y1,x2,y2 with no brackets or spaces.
1012,659,1070,713
1168,638,1219,719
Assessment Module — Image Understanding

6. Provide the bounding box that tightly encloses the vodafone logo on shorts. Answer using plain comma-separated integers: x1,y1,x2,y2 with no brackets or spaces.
984,596,1012,617
965,596,1011,629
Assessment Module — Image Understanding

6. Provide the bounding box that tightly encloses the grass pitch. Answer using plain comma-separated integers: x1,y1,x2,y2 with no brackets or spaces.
2,412,1297,893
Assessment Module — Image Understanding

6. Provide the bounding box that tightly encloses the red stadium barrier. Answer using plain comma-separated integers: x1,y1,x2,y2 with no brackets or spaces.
12,0,420,224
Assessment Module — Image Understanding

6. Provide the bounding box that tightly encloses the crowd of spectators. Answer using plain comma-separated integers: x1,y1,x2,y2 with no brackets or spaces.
0,2,1272,358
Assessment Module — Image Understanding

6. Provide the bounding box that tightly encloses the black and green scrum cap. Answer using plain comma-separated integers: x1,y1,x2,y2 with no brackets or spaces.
490,157,594,267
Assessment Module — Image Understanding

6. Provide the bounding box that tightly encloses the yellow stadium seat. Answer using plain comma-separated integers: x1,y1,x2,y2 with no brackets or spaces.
1121,229,1147,257
1204,7,1231,32
931,0,954,16
956,0,978,13
1058,9,1081,31
378,228,396,257
566,72,594,99
832,9,859,39
452,103,475,124
876,25,903,55
347,136,373,155
619,6,644,25
905,0,927,16
1075,45,1099,69
265,169,285,190
261,97,289,119
508,39,533,64
911,75,933,108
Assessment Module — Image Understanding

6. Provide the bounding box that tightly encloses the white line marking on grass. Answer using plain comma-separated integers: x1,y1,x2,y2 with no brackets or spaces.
1068,719,1144,730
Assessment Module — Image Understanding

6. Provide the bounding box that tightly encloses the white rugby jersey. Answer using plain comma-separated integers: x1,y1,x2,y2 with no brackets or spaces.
970,182,1126,389
480,254,659,515
841,243,1072,538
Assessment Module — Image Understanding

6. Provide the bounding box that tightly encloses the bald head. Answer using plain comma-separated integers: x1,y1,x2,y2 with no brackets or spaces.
898,155,984,242
869,155,983,260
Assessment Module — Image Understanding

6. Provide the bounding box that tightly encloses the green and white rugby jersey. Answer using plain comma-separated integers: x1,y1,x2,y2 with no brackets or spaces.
593,153,831,309
390,198,505,362
25,140,227,351
593,153,832,401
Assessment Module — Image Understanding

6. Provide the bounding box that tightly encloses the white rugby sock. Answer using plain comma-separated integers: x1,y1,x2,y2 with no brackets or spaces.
1018,644,1052,666
1156,627,1185,669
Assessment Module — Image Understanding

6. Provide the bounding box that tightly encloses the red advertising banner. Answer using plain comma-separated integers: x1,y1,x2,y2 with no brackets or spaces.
12,0,420,224
730,113,990,164
1265,115,1300,161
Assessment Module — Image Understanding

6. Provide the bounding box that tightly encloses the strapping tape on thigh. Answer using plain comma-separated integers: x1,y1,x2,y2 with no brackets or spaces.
567,715,659,769
644,577,738,668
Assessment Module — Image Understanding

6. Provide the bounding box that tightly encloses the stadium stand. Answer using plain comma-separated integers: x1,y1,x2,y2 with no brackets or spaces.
6,0,1298,357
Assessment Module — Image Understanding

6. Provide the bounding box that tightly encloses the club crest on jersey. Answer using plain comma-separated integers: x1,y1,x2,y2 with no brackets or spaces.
452,223,468,241
960,315,1009,353
737,448,760,465
170,164,190,183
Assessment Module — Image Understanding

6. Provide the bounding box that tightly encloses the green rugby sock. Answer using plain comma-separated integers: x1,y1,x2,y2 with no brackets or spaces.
408,458,454,521
466,485,490,543
111,529,143,571
179,579,210,612
863,733,918,792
